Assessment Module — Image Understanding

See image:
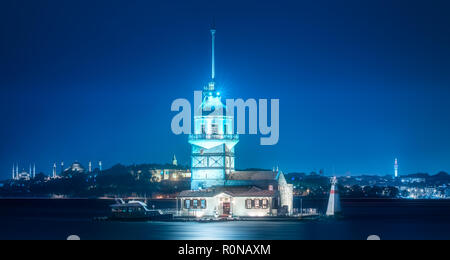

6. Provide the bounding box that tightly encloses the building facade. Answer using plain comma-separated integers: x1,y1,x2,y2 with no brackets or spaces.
178,173,293,217
149,168,191,182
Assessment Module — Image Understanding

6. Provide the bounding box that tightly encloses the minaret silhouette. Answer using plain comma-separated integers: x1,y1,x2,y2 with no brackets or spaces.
394,158,399,178
53,163,57,178
172,155,178,166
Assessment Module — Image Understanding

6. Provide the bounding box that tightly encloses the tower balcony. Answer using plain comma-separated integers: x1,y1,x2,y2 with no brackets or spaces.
189,134,239,142
189,134,239,149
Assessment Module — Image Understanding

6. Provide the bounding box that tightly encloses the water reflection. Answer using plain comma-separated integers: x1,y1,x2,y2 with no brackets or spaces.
1,199,450,240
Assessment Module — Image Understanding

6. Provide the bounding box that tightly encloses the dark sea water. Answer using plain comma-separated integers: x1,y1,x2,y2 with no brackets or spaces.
0,198,449,240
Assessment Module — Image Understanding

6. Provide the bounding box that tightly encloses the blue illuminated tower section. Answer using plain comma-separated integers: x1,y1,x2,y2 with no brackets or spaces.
189,26,239,190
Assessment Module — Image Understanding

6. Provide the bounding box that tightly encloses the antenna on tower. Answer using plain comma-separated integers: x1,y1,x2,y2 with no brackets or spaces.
210,20,216,82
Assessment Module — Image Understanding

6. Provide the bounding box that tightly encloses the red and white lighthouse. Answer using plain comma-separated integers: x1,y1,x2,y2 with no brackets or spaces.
326,177,342,216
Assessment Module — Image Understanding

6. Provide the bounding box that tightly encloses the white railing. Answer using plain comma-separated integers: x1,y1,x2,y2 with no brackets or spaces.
189,134,239,141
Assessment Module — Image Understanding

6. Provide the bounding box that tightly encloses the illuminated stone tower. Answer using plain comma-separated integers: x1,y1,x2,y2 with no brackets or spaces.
189,26,239,190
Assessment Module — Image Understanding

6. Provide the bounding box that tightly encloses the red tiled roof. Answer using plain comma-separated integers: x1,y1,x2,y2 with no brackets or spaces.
234,186,276,197
227,171,278,181
178,190,219,197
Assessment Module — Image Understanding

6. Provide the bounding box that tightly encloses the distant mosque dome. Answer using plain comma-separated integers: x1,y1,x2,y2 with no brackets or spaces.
64,162,85,174
17,171,31,181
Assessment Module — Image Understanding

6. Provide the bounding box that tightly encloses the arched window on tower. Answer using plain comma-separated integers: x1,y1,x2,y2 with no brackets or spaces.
201,124,206,135
211,123,219,136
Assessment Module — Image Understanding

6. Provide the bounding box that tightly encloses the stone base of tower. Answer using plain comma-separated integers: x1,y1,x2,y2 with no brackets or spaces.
191,179,226,190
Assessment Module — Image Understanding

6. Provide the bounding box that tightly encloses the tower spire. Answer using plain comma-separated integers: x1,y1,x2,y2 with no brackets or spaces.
210,22,216,82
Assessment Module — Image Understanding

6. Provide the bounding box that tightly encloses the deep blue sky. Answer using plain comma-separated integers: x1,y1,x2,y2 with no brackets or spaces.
1,0,450,179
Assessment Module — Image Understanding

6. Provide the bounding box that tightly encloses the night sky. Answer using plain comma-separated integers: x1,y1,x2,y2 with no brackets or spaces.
1,0,450,179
